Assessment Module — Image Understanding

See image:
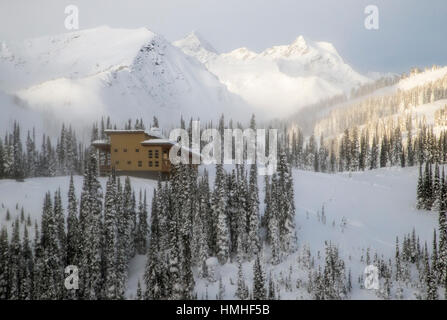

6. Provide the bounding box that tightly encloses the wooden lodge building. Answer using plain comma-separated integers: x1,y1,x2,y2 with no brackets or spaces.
92,128,193,178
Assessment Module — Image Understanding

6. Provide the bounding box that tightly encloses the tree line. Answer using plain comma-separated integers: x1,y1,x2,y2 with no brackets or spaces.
0,122,85,180
287,121,447,173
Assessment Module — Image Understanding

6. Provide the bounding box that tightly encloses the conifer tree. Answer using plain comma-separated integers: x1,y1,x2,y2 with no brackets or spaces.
235,259,248,300
136,190,148,254
40,193,63,299
416,165,424,209
20,225,33,300
214,164,229,264
54,189,66,263
252,255,266,300
103,176,119,299
247,164,260,258
0,227,9,299
8,220,21,299
268,272,276,300
66,175,79,267
79,151,104,299
144,187,167,300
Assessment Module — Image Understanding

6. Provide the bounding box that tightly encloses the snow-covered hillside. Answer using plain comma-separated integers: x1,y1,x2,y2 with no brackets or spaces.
311,65,447,139
0,26,252,131
174,33,370,116
0,166,437,299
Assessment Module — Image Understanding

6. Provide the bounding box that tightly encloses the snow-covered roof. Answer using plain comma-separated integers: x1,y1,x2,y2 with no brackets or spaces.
104,128,165,139
141,138,174,145
104,129,146,134
145,127,164,139
91,139,110,146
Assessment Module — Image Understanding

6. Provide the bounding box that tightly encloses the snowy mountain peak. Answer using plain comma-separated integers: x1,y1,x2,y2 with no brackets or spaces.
260,36,342,61
173,31,218,64
224,47,258,60
175,34,370,116
183,31,218,54
0,26,159,91
288,35,309,53
1,26,252,129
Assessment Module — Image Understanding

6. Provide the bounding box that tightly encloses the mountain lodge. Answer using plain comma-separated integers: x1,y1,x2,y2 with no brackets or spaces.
92,128,188,177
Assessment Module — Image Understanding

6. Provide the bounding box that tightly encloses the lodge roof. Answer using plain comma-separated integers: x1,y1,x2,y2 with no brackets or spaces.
104,127,164,139
141,138,175,145
91,139,110,146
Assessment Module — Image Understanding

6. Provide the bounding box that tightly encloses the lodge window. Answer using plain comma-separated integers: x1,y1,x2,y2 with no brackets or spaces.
138,161,142,167
155,150,159,158
155,161,159,167
148,150,153,158
136,148,140,153
114,149,118,153
148,161,153,167
124,148,127,152
127,161,131,165
115,161,119,165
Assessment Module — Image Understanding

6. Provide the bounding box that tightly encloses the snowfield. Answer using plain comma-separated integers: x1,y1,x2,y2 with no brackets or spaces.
0,166,437,299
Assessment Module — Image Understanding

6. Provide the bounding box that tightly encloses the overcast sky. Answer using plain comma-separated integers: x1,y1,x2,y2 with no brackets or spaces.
1,0,446,73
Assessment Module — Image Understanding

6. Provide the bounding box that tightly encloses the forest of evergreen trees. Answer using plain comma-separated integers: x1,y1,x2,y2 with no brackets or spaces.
0,116,163,181
0,121,299,300
0,122,85,180
1,108,446,299
0,151,150,299
143,146,297,299
314,67,447,138
287,119,447,174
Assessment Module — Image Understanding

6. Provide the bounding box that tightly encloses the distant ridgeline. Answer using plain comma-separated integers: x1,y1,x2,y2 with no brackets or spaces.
283,66,447,173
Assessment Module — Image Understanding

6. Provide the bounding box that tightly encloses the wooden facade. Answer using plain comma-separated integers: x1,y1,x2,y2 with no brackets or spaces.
92,129,175,176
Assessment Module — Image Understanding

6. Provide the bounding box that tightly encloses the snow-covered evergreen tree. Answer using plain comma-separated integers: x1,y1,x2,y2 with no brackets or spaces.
252,255,266,300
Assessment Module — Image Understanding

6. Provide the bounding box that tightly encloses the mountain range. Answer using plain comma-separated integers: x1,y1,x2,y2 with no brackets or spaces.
174,32,370,115
1,26,371,132
0,26,249,133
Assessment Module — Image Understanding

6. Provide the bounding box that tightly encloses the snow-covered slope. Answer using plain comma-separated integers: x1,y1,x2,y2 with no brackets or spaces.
311,65,447,139
0,166,437,299
0,26,252,131
172,31,218,65
174,33,370,116
397,66,447,91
